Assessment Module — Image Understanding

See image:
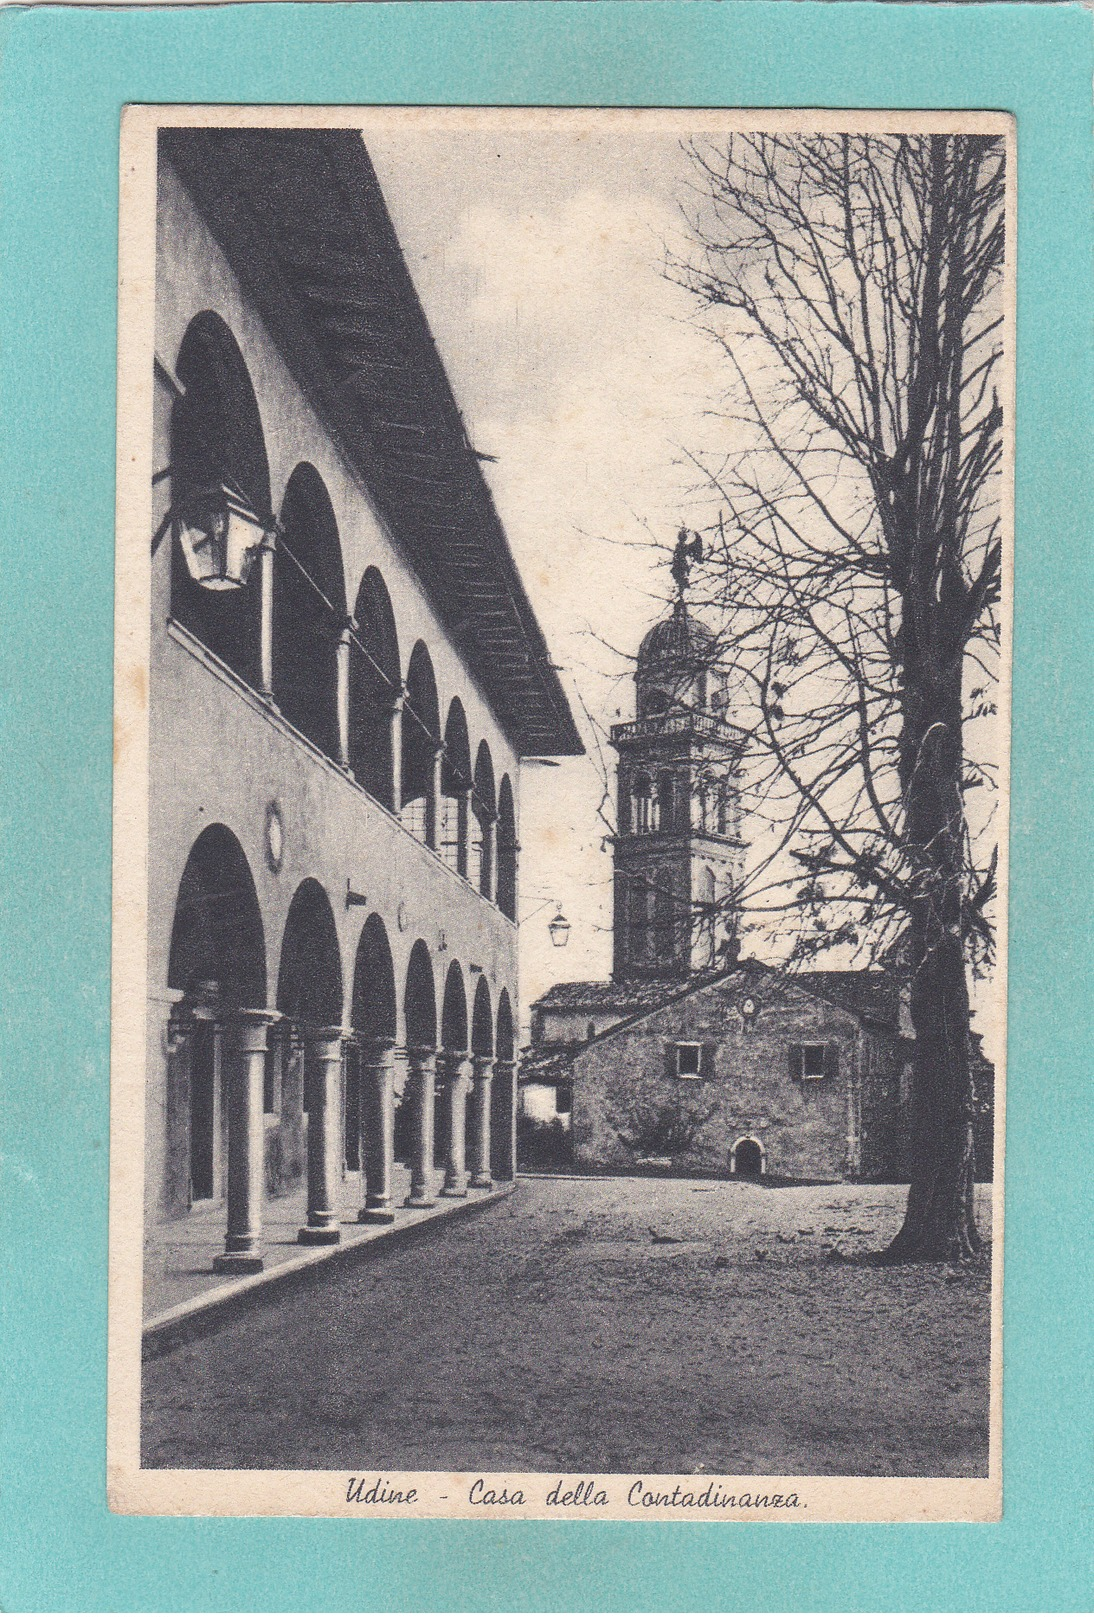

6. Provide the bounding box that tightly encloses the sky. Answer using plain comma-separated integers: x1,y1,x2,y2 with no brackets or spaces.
367,127,731,1019
364,123,1004,1058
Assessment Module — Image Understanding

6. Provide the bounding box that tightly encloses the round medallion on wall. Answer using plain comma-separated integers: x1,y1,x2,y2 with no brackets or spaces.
264,801,284,874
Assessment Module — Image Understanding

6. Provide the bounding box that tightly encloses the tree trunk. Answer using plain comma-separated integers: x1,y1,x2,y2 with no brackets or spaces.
886,664,981,1262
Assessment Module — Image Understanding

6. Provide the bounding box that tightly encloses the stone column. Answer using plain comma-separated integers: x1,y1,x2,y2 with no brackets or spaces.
427,745,444,850
493,1057,519,1182
298,1026,345,1245
468,1055,495,1189
213,1008,276,1274
439,1052,473,1198
258,535,277,701
403,1047,437,1208
388,686,405,814
357,1038,396,1224
335,617,354,768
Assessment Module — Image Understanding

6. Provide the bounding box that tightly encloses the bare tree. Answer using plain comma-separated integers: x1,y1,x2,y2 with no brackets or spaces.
671,132,1006,1260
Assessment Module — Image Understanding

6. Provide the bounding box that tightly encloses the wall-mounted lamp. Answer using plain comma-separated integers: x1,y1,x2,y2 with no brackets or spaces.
740,996,757,1028
548,907,572,949
175,482,272,591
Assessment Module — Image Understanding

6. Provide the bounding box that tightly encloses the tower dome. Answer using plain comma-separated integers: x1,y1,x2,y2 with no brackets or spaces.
636,601,723,719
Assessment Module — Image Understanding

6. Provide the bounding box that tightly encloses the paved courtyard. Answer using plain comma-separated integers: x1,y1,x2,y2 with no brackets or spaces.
142,1175,993,1477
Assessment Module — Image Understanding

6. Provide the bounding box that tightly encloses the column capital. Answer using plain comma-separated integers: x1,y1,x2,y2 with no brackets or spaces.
226,1006,279,1051
472,1053,496,1079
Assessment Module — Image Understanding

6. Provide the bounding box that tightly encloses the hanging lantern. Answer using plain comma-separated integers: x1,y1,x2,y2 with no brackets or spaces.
548,907,571,948
174,483,268,591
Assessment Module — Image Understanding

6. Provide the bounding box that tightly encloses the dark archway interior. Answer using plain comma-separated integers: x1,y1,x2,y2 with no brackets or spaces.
496,774,517,919
276,879,343,1027
440,699,471,873
404,941,436,1048
349,568,400,809
351,913,397,1040
170,312,270,686
167,824,267,1008
491,990,516,1180
471,976,494,1056
274,464,346,761
472,741,496,897
735,1138,763,1177
402,643,440,840
440,961,468,1053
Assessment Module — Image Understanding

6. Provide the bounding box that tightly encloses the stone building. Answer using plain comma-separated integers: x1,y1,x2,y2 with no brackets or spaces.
524,579,975,1183
147,128,580,1271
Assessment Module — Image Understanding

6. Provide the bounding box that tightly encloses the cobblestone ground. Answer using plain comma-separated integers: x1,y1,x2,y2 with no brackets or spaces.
142,1176,993,1476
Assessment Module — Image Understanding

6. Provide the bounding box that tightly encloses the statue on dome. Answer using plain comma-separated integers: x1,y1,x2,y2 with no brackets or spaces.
670,526,703,600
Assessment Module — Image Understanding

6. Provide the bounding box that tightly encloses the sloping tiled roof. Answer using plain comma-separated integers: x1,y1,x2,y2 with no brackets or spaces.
532,978,707,1016
518,1044,584,1084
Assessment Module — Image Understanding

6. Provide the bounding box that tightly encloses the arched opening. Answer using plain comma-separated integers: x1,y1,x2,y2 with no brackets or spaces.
657,768,678,834
167,825,267,1207
653,871,676,963
169,314,271,688
347,914,397,1172
440,699,471,874
700,865,717,965
496,775,517,919
275,881,343,1174
349,567,400,809
471,741,496,897
732,1137,764,1178
492,990,516,1181
631,772,655,834
437,961,468,1166
471,975,494,1057
401,643,440,843
273,464,346,761
397,941,436,1164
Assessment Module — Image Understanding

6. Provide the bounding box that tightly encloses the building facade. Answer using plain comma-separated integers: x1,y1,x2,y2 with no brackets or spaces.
147,129,580,1272
525,584,995,1184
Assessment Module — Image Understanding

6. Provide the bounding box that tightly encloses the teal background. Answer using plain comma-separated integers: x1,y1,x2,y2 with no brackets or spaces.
0,2,1090,1609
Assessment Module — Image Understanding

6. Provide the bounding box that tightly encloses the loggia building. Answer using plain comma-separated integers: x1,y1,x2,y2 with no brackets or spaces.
146,127,580,1273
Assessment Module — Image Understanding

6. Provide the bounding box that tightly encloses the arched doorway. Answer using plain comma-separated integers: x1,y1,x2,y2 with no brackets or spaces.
273,464,346,761
169,313,271,688
732,1137,764,1178
347,914,396,1172
438,961,468,1165
348,567,400,808
401,643,440,843
166,825,267,1209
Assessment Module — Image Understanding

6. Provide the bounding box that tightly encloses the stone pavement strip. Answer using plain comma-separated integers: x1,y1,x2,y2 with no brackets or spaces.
143,1164,512,1355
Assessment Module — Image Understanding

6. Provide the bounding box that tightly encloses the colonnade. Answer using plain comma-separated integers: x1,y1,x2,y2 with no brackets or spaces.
212,1014,515,1274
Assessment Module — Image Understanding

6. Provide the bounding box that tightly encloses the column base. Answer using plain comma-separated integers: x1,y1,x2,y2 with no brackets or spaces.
440,1183,468,1199
469,1174,494,1190
358,1206,396,1225
213,1252,264,1275
404,1193,435,1209
297,1225,342,1246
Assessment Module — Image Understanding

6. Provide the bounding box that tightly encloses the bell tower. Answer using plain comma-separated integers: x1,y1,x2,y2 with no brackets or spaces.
610,533,747,981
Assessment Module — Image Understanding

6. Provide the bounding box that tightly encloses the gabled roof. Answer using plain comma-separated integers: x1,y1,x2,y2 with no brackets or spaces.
534,960,908,1050
162,127,582,760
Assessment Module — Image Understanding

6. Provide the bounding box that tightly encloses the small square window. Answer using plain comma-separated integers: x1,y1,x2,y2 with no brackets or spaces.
675,1043,702,1077
555,1084,572,1115
802,1045,827,1078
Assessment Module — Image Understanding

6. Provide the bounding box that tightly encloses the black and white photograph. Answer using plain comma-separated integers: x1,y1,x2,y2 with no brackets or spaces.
108,106,1011,1521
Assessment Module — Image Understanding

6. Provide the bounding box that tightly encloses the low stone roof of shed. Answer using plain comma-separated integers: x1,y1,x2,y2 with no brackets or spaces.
533,977,715,1016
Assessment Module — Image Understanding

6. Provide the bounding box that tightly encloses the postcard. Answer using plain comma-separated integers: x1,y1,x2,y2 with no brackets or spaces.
107,102,1011,1522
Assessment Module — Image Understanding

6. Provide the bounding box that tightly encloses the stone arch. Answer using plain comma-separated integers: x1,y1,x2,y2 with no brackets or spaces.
440,698,471,874
496,775,517,920
472,740,496,897
170,311,271,686
273,464,347,761
401,642,440,842
166,825,268,1208
440,960,468,1054
276,879,344,1028
731,1135,765,1178
349,566,400,809
471,975,494,1056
